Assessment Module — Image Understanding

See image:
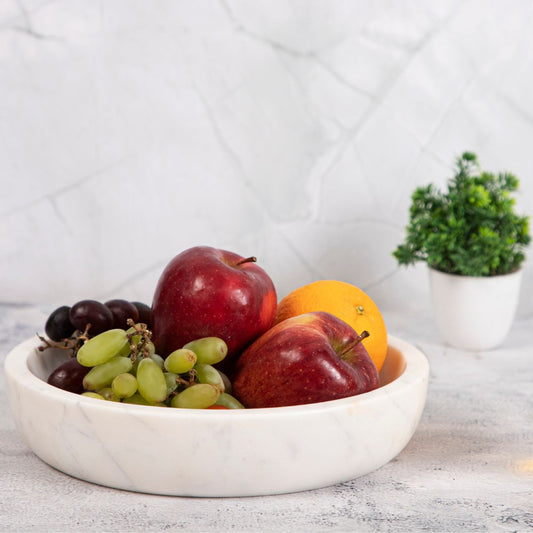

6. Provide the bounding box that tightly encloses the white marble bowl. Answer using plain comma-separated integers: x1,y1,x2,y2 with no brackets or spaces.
5,335,428,497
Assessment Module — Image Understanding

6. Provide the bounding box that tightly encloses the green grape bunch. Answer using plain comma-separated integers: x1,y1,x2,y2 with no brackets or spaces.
393,152,531,276
46,321,244,410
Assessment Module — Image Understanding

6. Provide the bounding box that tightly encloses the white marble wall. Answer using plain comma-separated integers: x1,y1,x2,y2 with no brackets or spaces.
1,1,533,319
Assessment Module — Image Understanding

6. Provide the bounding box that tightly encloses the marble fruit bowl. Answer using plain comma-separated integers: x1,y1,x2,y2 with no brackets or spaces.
5,335,428,497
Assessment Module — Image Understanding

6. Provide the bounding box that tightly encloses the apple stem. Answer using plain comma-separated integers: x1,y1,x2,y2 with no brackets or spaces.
341,330,370,356
235,256,257,266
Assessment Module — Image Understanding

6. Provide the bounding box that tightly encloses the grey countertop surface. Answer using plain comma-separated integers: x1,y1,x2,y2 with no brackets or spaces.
1,303,532,533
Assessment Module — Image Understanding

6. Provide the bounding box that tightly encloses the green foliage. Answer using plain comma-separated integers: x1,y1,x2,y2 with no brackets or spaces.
393,152,531,276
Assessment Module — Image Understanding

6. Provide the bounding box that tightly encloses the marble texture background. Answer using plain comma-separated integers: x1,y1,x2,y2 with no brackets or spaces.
1,0,533,320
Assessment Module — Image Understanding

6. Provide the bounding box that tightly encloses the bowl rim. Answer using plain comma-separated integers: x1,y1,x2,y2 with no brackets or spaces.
5,334,428,418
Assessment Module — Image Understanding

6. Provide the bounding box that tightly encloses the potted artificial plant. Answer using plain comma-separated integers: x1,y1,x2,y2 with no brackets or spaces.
393,152,530,351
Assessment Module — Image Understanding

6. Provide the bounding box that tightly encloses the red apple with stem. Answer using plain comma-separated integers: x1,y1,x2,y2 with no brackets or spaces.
151,246,277,366
232,311,379,408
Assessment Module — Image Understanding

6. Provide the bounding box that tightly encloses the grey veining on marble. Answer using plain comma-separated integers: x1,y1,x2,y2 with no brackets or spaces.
1,303,531,532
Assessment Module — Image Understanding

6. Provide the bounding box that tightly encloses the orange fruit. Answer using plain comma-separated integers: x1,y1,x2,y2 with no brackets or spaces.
273,280,388,371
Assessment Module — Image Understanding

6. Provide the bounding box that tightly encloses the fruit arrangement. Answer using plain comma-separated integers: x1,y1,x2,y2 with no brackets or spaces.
39,245,387,409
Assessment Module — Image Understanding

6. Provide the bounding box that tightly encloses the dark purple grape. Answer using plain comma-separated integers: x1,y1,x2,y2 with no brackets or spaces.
45,305,75,341
69,300,113,335
47,358,91,394
104,299,140,329
131,301,152,328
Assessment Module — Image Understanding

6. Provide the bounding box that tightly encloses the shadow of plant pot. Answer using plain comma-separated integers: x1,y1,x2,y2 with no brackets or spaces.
428,267,523,351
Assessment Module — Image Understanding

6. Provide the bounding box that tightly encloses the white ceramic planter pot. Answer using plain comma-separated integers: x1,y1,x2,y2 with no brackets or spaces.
428,267,523,351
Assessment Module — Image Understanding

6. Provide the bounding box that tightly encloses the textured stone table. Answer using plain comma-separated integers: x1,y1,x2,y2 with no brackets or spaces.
1,303,531,532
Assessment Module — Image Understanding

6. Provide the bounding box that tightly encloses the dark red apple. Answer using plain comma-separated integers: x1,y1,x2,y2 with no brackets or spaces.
232,311,379,408
151,246,277,364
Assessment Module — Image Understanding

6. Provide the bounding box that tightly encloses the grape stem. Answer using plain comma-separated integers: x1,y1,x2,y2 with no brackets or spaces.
175,369,197,389
126,319,152,362
37,323,91,357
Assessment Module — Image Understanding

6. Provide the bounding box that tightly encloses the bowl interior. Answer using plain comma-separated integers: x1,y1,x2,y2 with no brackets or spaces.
378,342,406,386
27,343,68,382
